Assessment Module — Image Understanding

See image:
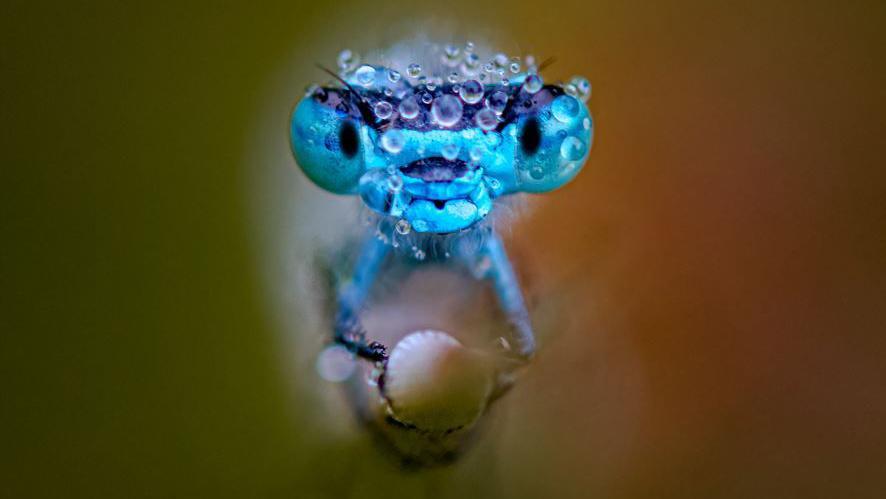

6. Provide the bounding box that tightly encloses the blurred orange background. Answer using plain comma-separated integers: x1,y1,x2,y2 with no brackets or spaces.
3,1,885,498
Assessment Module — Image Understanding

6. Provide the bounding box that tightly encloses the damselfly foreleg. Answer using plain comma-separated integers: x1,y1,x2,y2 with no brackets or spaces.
483,232,536,362
334,235,390,362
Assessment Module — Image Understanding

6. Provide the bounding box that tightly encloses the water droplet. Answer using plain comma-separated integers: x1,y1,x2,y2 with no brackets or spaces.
443,44,461,65
530,165,545,179
355,65,376,87
493,53,509,68
486,90,509,115
337,49,359,72
381,129,405,154
483,62,495,73
552,95,580,123
388,175,403,191
459,80,484,104
387,69,401,83
414,248,426,260
509,59,521,74
583,117,592,130
398,96,420,119
442,142,461,160
426,78,438,91
523,74,543,94
560,136,586,161
383,88,393,97
465,52,480,68
448,72,460,84
420,91,433,105
571,76,592,101
374,101,393,120
476,108,498,131
395,219,411,235
431,94,463,127
316,345,356,382
407,63,422,78
469,145,485,162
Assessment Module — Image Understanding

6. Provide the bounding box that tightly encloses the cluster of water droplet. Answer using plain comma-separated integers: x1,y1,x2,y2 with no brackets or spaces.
325,42,592,136
322,42,592,243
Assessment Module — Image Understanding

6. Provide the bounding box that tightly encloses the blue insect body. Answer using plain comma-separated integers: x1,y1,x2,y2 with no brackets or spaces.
289,43,592,466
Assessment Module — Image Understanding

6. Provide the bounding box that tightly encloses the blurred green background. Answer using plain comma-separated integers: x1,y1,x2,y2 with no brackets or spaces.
3,1,885,498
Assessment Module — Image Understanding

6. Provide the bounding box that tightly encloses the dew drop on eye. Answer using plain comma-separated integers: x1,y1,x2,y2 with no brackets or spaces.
571,76,592,101
560,136,586,161
552,95,580,123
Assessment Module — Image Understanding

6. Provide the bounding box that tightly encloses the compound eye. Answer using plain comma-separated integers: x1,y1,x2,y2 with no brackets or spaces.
290,91,366,194
519,117,542,155
339,120,360,158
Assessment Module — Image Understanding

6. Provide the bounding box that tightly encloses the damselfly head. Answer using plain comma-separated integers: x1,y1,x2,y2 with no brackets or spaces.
290,42,594,235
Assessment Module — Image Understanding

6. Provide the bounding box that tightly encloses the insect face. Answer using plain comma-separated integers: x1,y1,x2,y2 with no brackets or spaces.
290,58,593,233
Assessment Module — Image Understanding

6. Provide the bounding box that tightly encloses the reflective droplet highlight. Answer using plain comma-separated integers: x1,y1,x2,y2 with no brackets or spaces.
560,136,586,161
374,101,393,120
355,65,376,87
398,96,420,119
523,74,543,94
476,108,498,131
395,219,411,235
486,90,509,115
459,80,484,104
380,129,405,153
431,94,463,127
552,95,580,123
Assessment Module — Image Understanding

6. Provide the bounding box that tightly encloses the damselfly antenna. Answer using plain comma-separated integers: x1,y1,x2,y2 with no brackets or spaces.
537,56,557,73
315,63,375,124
